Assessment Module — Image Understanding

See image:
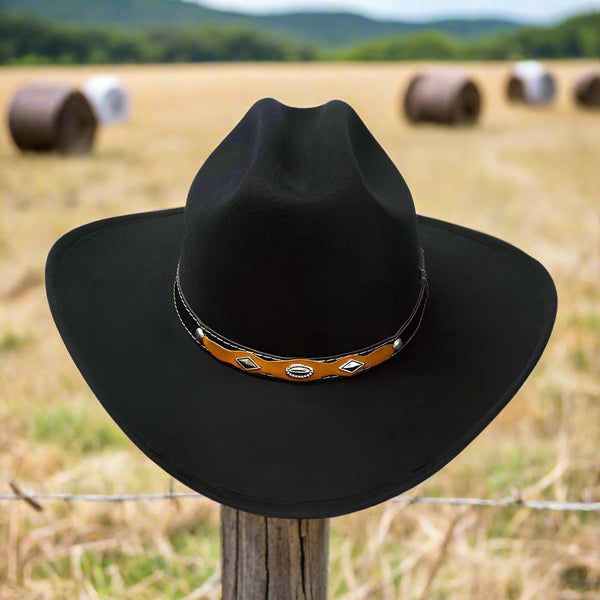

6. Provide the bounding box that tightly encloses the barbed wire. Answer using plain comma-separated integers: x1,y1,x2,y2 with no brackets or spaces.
391,496,600,511
2,482,599,513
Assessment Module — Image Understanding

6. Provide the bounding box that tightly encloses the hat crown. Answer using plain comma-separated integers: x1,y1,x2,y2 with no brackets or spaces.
179,98,420,357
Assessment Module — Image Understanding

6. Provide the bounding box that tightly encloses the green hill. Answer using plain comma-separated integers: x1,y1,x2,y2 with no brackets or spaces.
0,0,521,47
2,6,597,65
341,11,600,60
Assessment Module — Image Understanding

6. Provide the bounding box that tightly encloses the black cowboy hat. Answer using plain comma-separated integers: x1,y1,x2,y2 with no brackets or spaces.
46,99,557,519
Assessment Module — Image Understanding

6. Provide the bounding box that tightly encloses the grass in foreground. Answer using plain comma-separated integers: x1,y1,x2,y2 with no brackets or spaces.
0,61,599,599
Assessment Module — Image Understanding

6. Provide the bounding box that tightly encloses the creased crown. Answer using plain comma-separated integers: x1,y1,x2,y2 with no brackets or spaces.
179,98,420,357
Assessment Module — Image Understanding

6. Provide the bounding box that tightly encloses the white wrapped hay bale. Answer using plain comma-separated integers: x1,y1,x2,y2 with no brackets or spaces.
506,61,556,105
82,75,130,123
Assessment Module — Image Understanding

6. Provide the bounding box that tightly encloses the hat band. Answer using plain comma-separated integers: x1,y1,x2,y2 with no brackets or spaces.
173,249,428,382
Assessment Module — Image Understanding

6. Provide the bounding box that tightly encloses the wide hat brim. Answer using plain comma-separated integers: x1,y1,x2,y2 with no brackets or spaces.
46,208,556,518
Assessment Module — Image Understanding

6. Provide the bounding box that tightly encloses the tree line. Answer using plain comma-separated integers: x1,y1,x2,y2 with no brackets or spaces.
341,12,600,60
0,16,317,64
0,12,598,65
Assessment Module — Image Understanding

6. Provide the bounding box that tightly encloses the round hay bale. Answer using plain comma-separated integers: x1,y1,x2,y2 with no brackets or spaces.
574,71,600,108
506,76,526,102
506,61,556,105
82,75,130,123
403,69,482,126
8,84,97,154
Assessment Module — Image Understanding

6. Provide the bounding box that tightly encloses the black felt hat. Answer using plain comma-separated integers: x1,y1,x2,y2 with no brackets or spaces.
46,98,557,518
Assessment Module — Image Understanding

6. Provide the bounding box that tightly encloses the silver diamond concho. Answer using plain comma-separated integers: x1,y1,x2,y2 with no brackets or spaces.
236,356,261,371
339,359,365,374
285,364,314,379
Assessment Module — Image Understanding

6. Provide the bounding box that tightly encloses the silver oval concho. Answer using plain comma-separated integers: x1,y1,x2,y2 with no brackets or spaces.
285,363,314,380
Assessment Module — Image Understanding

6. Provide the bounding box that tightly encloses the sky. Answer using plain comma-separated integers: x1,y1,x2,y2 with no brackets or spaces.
195,0,600,22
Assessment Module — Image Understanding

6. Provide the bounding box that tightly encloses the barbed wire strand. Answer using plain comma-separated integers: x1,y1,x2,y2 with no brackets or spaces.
1,487,599,512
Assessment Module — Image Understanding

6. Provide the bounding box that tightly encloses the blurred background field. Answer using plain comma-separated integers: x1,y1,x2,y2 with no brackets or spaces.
1,60,600,599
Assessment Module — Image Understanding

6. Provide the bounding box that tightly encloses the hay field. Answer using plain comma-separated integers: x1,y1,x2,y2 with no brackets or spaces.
1,61,599,599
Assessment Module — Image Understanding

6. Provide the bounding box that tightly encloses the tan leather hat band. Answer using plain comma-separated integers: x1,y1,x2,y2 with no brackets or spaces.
173,250,428,382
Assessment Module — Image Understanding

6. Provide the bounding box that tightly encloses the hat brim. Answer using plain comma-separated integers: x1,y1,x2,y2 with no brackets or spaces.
46,208,556,518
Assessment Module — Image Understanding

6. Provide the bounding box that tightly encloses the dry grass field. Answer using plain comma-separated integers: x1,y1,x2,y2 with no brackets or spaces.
1,61,599,599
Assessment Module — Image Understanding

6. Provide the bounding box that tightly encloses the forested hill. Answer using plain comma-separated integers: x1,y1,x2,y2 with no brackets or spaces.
0,0,521,46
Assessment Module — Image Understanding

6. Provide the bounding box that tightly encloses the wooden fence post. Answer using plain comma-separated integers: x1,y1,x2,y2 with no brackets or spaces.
221,505,329,600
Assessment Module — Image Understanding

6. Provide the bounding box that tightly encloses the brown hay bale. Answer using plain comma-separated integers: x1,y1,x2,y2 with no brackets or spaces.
403,69,482,126
506,76,526,102
8,84,98,154
574,72,600,108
